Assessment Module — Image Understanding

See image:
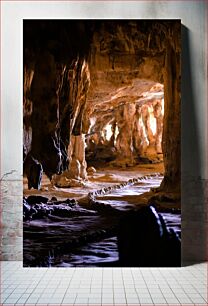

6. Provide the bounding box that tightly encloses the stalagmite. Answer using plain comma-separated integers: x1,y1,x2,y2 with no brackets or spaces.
141,104,155,146
154,100,163,154
115,103,136,166
133,106,149,156
68,134,88,180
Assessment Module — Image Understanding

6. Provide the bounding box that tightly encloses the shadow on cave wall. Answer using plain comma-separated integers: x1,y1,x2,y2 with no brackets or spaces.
181,25,206,265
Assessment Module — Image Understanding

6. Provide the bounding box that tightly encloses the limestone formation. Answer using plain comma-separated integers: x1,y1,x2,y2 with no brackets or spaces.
87,167,96,175
68,134,88,180
23,20,180,195
23,153,43,190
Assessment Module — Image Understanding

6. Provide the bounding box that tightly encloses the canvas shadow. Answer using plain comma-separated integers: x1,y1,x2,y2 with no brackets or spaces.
181,24,207,266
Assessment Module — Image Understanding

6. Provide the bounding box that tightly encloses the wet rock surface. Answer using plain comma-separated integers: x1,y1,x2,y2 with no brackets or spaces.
23,196,94,222
23,172,181,267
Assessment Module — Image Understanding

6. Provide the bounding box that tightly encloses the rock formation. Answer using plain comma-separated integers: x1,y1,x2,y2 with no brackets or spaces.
117,205,181,267
23,20,181,194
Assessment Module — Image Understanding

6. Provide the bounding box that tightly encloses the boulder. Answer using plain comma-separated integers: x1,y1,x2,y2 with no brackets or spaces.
27,195,49,205
24,153,43,190
87,166,96,175
117,205,181,267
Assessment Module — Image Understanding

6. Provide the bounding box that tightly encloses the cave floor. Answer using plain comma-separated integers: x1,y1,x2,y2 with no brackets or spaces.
23,163,164,200
23,162,181,267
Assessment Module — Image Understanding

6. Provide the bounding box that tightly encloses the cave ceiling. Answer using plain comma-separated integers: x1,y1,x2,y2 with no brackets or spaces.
24,19,171,116
85,20,167,123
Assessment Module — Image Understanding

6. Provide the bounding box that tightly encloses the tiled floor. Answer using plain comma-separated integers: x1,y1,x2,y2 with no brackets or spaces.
0,261,207,305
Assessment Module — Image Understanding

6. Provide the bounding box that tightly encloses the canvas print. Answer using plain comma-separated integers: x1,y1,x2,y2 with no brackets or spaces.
23,20,181,267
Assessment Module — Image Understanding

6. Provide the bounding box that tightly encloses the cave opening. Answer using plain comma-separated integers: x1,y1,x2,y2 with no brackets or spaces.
23,20,181,267
85,81,164,170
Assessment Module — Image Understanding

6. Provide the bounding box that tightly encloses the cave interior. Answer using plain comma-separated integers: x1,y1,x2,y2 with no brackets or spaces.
23,20,181,267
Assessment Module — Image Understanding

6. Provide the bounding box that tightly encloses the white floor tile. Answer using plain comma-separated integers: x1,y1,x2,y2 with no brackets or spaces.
126,297,140,303
74,298,89,304
126,294,138,299
0,261,207,306
62,296,76,303
139,299,153,304
164,297,179,303
102,297,114,302
88,298,102,303
26,297,40,303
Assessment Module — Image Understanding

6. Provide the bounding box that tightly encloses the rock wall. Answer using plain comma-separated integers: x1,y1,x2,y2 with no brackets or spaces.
23,67,34,156
86,20,180,192
160,27,181,192
87,88,164,166
23,21,92,184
